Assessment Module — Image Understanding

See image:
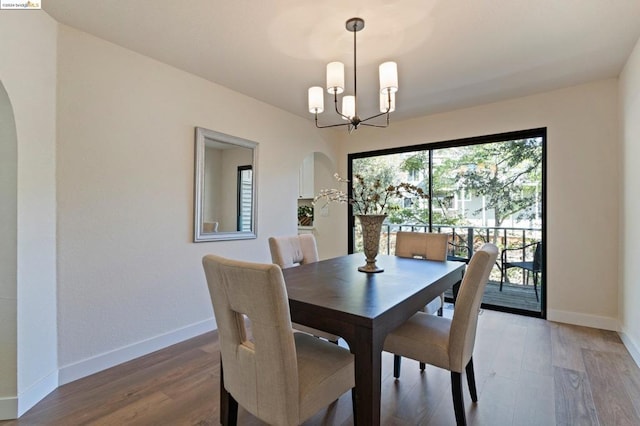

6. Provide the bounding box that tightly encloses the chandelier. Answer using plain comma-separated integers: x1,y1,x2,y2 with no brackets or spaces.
307,17,398,132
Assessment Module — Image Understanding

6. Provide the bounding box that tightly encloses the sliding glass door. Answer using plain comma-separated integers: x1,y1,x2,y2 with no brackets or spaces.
348,129,546,317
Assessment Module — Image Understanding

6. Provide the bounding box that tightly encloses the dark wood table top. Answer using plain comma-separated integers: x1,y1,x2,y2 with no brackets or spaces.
283,253,465,328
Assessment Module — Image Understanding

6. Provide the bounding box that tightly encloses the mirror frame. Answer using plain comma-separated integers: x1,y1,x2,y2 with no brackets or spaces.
194,127,258,242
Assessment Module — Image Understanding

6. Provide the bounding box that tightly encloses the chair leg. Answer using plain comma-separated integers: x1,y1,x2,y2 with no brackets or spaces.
351,388,357,425
393,354,402,378
465,358,478,402
452,280,462,303
437,293,444,317
451,371,467,426
220,357,238,426
499,266,505,292
533,273,539,301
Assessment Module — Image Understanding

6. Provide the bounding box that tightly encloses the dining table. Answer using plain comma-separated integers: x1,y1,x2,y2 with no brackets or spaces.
281,253,466,426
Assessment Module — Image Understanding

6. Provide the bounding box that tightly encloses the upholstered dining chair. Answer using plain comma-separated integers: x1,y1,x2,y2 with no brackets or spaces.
202,254,355,426
395,231,449,316
269,234,319,268
268,234,341,344
394,231,449,374
384,243,499,426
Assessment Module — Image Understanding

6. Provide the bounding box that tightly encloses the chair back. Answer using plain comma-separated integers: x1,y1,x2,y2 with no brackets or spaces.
202,254,300,425
448,243,499,371
269,234,319,268
395,231,448,261
533,241,543,271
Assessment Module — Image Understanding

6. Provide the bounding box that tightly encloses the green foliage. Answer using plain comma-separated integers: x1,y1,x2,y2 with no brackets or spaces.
353,137,542,228
352,156,397,187
395,151,460,225
399,152,428,174
439,139,542,227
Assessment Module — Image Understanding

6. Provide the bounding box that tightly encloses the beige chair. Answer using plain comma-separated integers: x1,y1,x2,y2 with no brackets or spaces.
268,234,319,268
395,231,448,314
394,231,449,374
395,231,449,261
202,254,355,426
268,234,341,343
384,243,499,426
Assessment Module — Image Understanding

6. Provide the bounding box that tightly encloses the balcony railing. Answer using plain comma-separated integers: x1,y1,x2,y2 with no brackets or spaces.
353,223,542,286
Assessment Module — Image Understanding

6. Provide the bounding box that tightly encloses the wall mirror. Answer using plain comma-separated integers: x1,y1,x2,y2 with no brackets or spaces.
194,127,258,242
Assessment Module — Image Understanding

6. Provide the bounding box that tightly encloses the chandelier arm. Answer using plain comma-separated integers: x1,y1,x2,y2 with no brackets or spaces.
332,92,352,121
360,122,390,128
315,122,351,129
360,110,390,124
314,113,350,129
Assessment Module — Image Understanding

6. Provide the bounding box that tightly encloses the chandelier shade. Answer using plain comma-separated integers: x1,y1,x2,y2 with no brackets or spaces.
326,62,345,94
379,62,398,93
307,17,398,132
342,95,356,120
308,86,324,113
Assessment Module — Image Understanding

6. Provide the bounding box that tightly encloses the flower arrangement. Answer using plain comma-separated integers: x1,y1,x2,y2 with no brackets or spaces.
314,173,428,215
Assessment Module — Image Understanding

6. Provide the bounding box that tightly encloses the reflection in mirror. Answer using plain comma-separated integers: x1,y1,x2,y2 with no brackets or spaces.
194,127,258,242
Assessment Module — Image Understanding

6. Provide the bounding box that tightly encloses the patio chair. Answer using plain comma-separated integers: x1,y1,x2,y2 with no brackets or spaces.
500,241,542,301
447,239,471,264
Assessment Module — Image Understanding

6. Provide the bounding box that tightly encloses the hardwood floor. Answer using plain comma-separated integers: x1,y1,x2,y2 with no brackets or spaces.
444,280,542,314
3,308,639,425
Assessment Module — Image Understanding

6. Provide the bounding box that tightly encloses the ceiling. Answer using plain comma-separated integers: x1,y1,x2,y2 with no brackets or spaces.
43,0,640,123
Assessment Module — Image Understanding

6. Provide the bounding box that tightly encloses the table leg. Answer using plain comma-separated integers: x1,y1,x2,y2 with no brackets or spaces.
347,329,384,426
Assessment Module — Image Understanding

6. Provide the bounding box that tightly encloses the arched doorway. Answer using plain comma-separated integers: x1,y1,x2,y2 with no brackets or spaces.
0,81,18,418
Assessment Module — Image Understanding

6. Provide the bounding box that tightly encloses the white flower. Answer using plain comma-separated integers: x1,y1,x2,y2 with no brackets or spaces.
313,173,427,215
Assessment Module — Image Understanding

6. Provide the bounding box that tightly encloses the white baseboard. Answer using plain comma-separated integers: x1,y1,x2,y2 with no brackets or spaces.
0,397,17,421
547,309,619,331
58,318,216,386
0,369,58,420
619,330,640,368
17,369,58,417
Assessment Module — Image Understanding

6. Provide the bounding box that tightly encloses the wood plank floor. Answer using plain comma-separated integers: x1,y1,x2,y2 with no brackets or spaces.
3,309,639,425
445,280,542,314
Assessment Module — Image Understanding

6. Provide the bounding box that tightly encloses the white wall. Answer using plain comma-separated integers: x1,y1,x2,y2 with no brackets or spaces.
619,36,640,364
311,151,345,259
0,10,58,418
334,79,620,329
55,25,337,384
